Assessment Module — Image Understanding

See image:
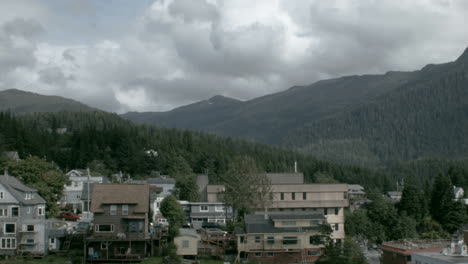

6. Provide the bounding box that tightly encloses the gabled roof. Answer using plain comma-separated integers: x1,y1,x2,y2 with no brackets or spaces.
0,174,46,205
90,184,149,213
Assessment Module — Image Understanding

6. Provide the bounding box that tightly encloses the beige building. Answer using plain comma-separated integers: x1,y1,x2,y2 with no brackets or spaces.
207,183,348,241
174,229,201,256
236,214,326,263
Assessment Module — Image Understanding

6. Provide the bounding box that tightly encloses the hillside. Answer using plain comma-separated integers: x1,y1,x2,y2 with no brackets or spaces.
0,111,393,191
122,72,416,143
123,48,468,166
0,89,95,114
285,48,468,166
123,95,242,130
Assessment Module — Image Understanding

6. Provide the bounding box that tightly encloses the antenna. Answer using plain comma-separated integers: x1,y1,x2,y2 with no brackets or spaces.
294,161,298,173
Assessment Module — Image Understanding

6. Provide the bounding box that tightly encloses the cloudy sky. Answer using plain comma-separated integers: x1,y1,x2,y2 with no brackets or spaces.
1,0,468,113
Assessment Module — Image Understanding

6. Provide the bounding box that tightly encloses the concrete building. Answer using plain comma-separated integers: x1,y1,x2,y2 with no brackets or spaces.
380,239,451,264
0,171,48,256
174,228,201,256
207,183,348,242
236,213,325,263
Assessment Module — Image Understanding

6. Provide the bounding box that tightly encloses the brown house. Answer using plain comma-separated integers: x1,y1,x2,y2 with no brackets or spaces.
84,184,156,262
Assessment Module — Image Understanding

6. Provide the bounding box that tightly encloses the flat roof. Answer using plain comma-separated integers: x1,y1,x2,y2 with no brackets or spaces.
414,252,468,263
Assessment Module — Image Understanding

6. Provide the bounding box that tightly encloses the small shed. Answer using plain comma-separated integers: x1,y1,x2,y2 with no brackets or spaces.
174,228,201,256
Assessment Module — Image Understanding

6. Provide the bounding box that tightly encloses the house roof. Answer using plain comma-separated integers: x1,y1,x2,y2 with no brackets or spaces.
0,174,46,205
348,184,365,191
90,184,149,213
242,214,322,234
387,191,402,196
129,176,176,185
178,228,201,239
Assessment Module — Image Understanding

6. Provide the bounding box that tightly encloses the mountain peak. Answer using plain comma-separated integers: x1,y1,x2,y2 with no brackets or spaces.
207,95,241,104
456,46,468,62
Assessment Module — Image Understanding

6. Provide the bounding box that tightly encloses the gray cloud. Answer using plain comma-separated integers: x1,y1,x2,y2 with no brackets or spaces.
1,0,468,113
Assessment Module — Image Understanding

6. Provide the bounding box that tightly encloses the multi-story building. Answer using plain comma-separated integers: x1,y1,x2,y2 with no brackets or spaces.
186,202,234,229
61,169,106,213
236,213,326,263
0,171,48,256
207,183,348,242
85,184,155,261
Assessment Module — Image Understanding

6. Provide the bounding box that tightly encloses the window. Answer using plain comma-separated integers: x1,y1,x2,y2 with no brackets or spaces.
122,205,129,216
182,240,189,248
280,192,284,200
335,208,339,215
254,252,262,257
200,205,208,212
324,208,328,215
267,236,274,244
101,242,108,250
4,223,15,234
283,236,298,245
11,207,19,217
267,252,274,257
310,220,322,226
255,236,261,243
344,192,347,199
25,193,31,200
128,221,144,233
240,236,246,243
50,238,55,243
27,225,34,232
95,224,114,232
74,182,79,187
0,208,7,217
334,224,339,231
38,206,44,216
283,221,296,226
215,205,224,212
26,239,34,244
0,192,3,199
307,250,321,256
292,192,296,200
110,205,117,215
1,238,16,249
303,192,307,200
27,207,31,214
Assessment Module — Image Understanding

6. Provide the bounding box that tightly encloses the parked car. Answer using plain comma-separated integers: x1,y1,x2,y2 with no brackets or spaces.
58,211,80,221
205,228,227,236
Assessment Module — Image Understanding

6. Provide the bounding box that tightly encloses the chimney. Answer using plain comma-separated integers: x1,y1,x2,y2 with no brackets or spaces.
294,161,297,173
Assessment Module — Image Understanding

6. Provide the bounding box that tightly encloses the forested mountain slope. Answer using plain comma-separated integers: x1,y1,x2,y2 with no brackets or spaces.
122,71,415,143
0,89,95,113
285,48,468,166
0,111,391,190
